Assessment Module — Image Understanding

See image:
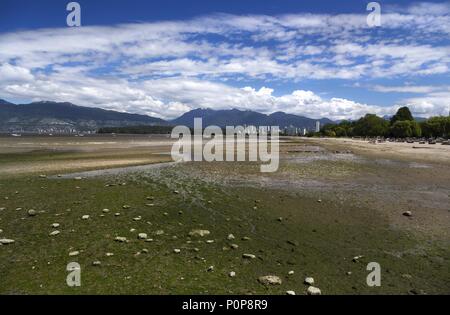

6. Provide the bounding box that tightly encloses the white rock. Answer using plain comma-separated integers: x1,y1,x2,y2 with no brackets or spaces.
0,238,15,244
105,252,114,257
51,223,60,228
115,236,127,242
307,286,321,295
286,290,296,295
304,277,315,285
92,261,101,266
49,230,60,236
207,265,214,272
28,209,37,216
403,211,412,217
189,229,210,237
229,271,236,277
288,270,295,275
258,275,282,285
242,253,256,259
102,209,110,213
173,248,181,253
69,251,79,256
227,234,235,240
138,233,148,239
81,215,89,220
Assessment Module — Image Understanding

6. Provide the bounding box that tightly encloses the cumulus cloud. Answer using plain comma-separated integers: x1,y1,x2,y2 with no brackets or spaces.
0,2,449,119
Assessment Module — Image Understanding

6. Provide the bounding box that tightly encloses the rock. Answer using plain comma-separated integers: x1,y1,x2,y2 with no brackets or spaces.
115,236,127,242
138,233,148,239
317,199,322,203
242,236,251,241
145,203,154,207
258,275,282,285
122,205,130,209
155,230,164,235
133,216,142,221
230,244,239,249
403,211,412,217
277,217,283,222
206,240,214,244
304,277,315,285
28,209,37,216
92,261,101,266
229,271,236,277
106,252,114,257
49,230,60,236
81,215,89,220
207,265,214,272
346,271,352,275
141,248,149,253
0,229,2,234
74,177,82,180
39,174,47,178
115,213,121,216
227,234,235,240
173,248,181,253
0,238,15,245
51,223,60,228
189,229,210,237
352,255,363,262
102,209,110,213
307,286,321,295
286,290,296,295
145,238,154,242
69,251,79,256
288,270,295,275
173,190,179,194
242,253,256,259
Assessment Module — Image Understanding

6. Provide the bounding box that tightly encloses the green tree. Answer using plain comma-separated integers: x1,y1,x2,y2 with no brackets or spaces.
391,106,414,124
353,114,389,137
390,120,421,138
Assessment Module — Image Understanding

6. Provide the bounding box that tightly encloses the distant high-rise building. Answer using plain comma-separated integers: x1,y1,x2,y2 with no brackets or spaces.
315,121,320,132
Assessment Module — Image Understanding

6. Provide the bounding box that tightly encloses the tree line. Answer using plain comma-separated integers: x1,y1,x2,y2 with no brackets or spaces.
318,107,450,139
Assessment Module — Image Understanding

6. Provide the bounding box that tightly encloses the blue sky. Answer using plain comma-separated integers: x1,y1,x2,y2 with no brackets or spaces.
0,0,449,119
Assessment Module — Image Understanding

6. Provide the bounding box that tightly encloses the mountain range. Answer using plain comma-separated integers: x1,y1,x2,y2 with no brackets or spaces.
0,99,333,134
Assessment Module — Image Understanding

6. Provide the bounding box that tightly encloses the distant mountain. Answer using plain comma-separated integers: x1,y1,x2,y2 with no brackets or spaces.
0,100,167,133
171,108,333,130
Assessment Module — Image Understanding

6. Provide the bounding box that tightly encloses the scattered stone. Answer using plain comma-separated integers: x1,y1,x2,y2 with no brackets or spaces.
258,275,282,285
207,265,214,272
69,251,79,256
141,248,149,254
0,238,15,245
92,261,101,266
146,196,154,200
277,217,283,222
206,240,214,244
229,271,236,277
115,213,121,216
174,248,181,253
286,290,296,295
122,205,130,209
304,277,315,285
288,270,295,275
352,255,364,262
49,230,60,236
403,211,412,217
74,177,82,180
227,234,235,240
317,199,322,203
39,174,47,178
189,229,210,237
307,286,321,295
242,236,251,241
145,238,154,242
173,190,179,194
155,230,164,235
133,216,142,221
51,223,60,228
81,215,89,220
230,244,239,249
115,236,127,242
346,271,352,276
138,233,148,239
145,203,154,207
105,252,114,257
27,209,37,216
242,253,256,259
102,209,110,213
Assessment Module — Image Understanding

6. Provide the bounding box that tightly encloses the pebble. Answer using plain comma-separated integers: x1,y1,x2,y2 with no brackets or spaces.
242,253,256,259
288,270,295,275
92,261,101,266
122,205,130,209
229,271,236,277
403,211,412,217
115,236,127,242
115,213,121,216
106,253,114,257
230,244,239,249
207,265,214,272
102,209,110,213
174,248,181,253
155,230,164,235
227,234,235,240
286,291,296,295
304,277,315,285
49,230,60,236
307,286,322,295
189,229,211,237
69,251,79,256
138,233,148,239
258,275,282,285
0,238,15,245
28,209,37,216
81,215,89,220
51,223,60,228
352,255,363,262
